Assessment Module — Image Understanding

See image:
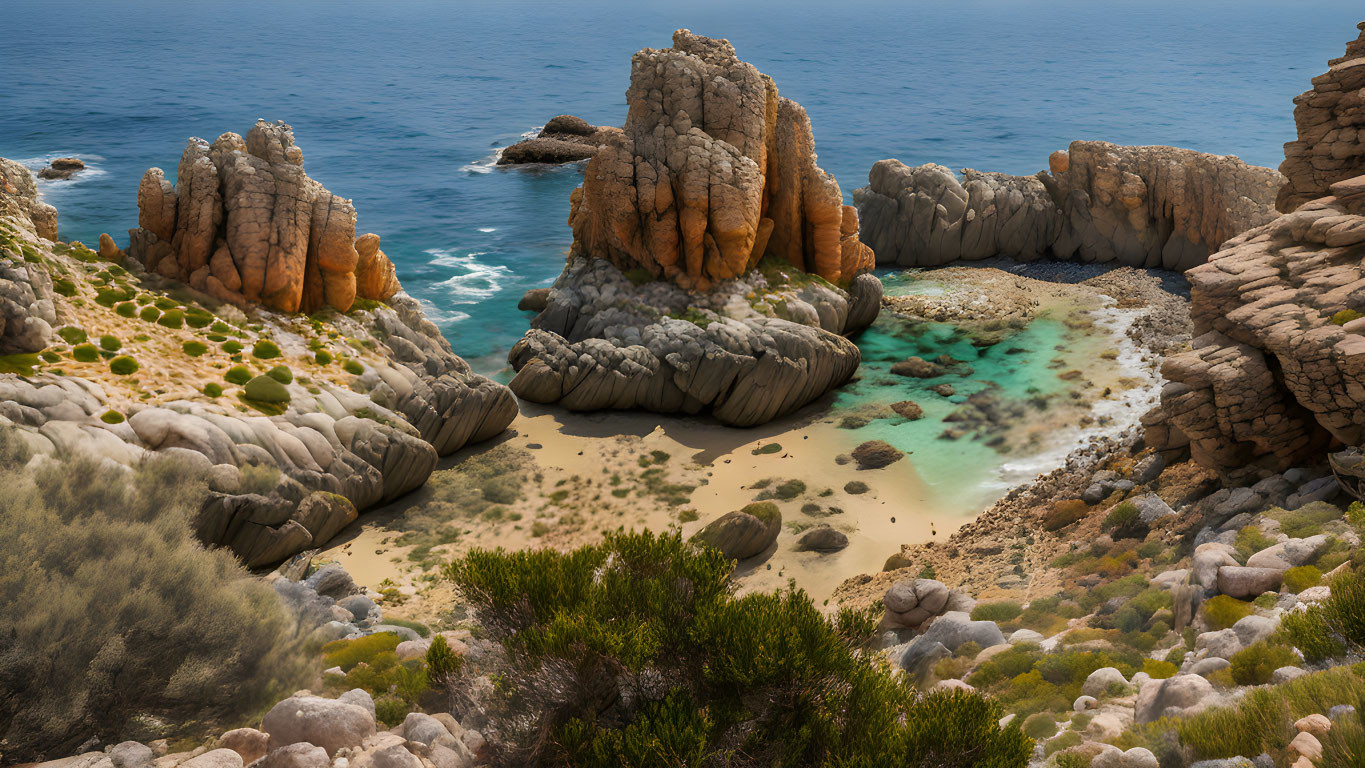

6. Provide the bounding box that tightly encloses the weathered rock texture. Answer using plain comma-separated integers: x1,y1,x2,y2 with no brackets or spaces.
509,256,880,426
567,30,875,290
498,115,622,165
508,31,879,426
1278,23,1365,213
855,142,1282,272
129,120,401,314
0,150,516,567
0,157,58,241
1148,24,1365,480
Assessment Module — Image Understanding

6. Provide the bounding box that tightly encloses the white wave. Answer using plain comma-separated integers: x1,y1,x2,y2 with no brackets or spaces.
18,153,109,190
415,296,471,325
478,227,496,233
461,126,543,174
425,248,511,303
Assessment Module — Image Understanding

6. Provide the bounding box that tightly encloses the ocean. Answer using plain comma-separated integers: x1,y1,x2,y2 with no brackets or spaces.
2,0,1358,373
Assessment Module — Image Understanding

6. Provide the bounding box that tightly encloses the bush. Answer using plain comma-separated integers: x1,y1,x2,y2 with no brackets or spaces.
971,602,1023,623
225,365,252,385
1022,713,1056,739
447,530,1033,767
153,297,179,310
1142,658,1178,679
98,334,121,351
243,375,290,403
1228,642,1300,685
1284,565,1323,594
1332,308,1363,325
203,382,223,398
772,479,806,499
57,326,87,345
1276,570,1365,662
252,339,282,359
0,435,306,761
425,635,463,688
138,306,160,323
1043,499,1088,531
71,343,99,362
180,340,208,357
1202,595,1255,631
322,632,401,672
108,355,139,375
115,302,138,318
343,359,365,375
52,278,77,297
315,350,333,365
1102,501,1143,538
185,308,214,329
223,340,244,354
157,309,185,329
266,365,293,385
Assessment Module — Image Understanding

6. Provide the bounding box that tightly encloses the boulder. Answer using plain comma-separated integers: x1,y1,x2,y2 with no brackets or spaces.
179,750,243,768
693,502,781,560
1135,674,1215,724
108,742,155,768
851,440,904,469
1082,667,1130,698
918,611,1005,651
348,733,421,768
1296,713,1332,736
1194,543,1239,589
261,694,376,757
401,712,457,749
1218,566,1283,599
38,157,86,180
1273,666,1309,684
883,579,954,629
1131,494,1175,524
1188,657,1230,677
793,524,849,553
253,743,329,768
498,115,620,166
217,729,268,765
1074,695,1098,712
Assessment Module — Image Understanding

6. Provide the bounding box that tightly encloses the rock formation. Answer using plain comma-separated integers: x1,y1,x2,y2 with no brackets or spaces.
507,31,880,426
37,157,85,180
1148,22,1365,480
0,149,517,567
129,120,401,314
1277,23,1365,212
855,142,1282,272
567,29,875,290
497,114,622,165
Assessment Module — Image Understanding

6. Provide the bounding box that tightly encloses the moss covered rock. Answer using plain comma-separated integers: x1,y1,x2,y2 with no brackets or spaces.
243,374,290,403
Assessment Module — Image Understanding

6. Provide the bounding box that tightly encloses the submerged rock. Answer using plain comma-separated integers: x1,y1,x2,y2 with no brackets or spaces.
851,440,904,469
37,156,86,180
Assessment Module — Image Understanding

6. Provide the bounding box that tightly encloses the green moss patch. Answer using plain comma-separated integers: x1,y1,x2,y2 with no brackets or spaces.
251,340,282,359
157,309,184,329
99,410,125,425
243,374,290,403
138,306,161,323
109,356,139,375
71,344,100,362
57,326,87,345
224,366,252,385
98,335,121,352
182,341,209,357
343,359,365,375
265,365,293,385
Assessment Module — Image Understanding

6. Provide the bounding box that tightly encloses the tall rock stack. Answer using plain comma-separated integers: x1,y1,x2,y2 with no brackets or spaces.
1148,21,1365,480
1277,22,1365,213
568,29,875,290
129,120,401,314
508,31,881,427
855,142,1282,272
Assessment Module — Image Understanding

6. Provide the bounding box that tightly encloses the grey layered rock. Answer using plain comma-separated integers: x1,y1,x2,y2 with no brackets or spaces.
917,611,1005,651
509,257,879,426
855,142,1281,272
1131,493,1175,524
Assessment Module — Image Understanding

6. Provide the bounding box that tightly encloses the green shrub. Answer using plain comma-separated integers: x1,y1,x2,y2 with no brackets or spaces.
1228,642,1300,685
203,382,223,398
52,278,77,297
182,341,208,357
1284,565,1323,594
343,359,364,375
1332,308,1363,325
243,375,290,403
115,302,137,318
1045,730,1082,757
138,306,160,323
185,308,214,329
1043,499,1089,531
1142,658,1178,679
225,366,252,385
322,632,401,672
95,287,132,307
1202,595,1254,631
1276,570,1365,662
773,479,806,500
315,350,333,365
0,435,306,761
266,365,293,385
251,339,282,359
447,530,1033,767
157,309,184,329
99,410,125,425
108,356,139,375
57,326,87,345
222,340,244,354
153,297,178,310
425,635,463,688
1022,712,1056,739
971,602,1023,623
1102,501,1143,537
71,343,99,362
210,321,231,333
98,335,121,351
40,350,60,364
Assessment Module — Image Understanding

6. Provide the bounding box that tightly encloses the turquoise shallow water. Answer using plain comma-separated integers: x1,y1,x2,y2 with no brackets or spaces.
0,0,1359,373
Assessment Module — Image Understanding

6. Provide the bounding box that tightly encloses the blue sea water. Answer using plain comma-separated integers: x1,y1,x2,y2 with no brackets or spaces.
1,0,1359,374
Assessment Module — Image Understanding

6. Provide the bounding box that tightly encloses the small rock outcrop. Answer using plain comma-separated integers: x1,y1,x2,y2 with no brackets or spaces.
855,142,1282,272
0,157,58,240
507,31,880,426
128,120,401,313
37,157,86,180
497,115,622,165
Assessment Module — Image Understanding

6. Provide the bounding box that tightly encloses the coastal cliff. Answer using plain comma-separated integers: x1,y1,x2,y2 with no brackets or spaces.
0,129,517,567
855,142,1282,272
507,30,880,427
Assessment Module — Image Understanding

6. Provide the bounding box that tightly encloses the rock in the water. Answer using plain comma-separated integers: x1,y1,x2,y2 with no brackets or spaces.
38,156,86,180
693,501,781,560
855,142,1280,272
498,115,622,165
851,440,904,469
